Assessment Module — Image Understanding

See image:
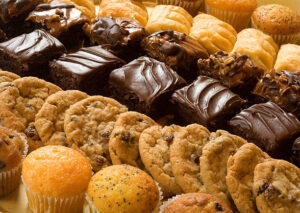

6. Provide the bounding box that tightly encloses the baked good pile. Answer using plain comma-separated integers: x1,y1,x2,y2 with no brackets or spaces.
0,0,300,212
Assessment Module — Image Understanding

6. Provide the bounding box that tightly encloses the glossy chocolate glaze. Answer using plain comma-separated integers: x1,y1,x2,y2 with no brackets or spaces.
171,76,245,129
229,102,300,159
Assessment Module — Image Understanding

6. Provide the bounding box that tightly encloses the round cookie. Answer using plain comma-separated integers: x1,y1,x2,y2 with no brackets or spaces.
109,111,157,168
226,143,271,213
200,130,247,210
0,70,20,92
35,90,88,146
170,124,211,193
253,160,300,213
64,96,127,172
139,125,183,197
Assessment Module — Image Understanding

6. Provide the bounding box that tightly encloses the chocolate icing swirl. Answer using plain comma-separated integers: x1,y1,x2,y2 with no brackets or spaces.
35,3,75,10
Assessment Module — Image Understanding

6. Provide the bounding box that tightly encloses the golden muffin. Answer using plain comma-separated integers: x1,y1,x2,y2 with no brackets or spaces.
22,145,92,213
252,4,300,45
205,0,257,32
232,28,278,72
156,0,204,16
146,5,193,35
190,13,237,54
98,0,148,27
274,44,300,73
87,165,160,213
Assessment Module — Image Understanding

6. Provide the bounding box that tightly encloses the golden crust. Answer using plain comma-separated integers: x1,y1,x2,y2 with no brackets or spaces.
232,28,278,72
190,14,237,54
274,44,300,73
205,0,257,12
252,4,300,35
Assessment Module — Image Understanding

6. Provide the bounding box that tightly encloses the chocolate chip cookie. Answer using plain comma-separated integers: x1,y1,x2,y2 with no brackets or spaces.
109,111,157,169
170,124,211,193
200,130,247,210
0,70,20,92
139,125,183,197
64,96,127,172
253,160,300,213
35,90,88,146
226,143,271,213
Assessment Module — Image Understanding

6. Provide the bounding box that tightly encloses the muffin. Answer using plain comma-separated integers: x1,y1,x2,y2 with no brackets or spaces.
87,164,160,213
251,4,300,45
0,126,28,196
274,44,300,73
22,145,92,213
146,5,193,35
205,0,257,32
190,13,237,54
232,28,278,72
160,193,232,212
156,0,204,16
98,0,148,27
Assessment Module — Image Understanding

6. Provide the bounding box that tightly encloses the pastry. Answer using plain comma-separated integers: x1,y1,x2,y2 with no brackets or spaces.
226,143,271,213
204,0,257,32
109,56,187,118
98,0,148,27
156,0,204,16
161,193,232,213
291,137,300,168
109,111,157,168
64,96,127,172
35,90,88,146
197,51,264,95
50,45,125,95
141,30,209,81
22,145,92,213
139,125,183,197
170,124,210,193
251,4,300,45
253,159,300,213
0,70,20,92
26,0,90,50
87,165,160,213
252,70,300,117
190,14,237,54
85,17,147,61
232,28,278,72
229,102,300,159
171,76,245,130
60,0,96,19
146,5,193,35
274,44,300,73
200,130,247,210
0,29,66,78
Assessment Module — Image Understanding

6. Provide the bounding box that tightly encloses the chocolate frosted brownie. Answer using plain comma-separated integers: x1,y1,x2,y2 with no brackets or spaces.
109,56,187,118
229,102,300,159
26,1,90,50
141,30,209,82
50,45,125,95
291,137,300,168
171,76,245,130
0,29,66,78
253,70,300,117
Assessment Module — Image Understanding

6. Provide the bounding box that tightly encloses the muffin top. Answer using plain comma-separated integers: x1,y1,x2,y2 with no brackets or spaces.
88,164,160,213
205,0,257,12
252,4,300,35
22,145,92,198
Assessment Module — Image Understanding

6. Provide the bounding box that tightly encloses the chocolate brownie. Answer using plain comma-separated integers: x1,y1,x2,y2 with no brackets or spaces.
109,56,187,118
0,29,66,78
229,102,300,159
171,76,246,130
0,29,7,42
50,45,125,95
291,137,300,168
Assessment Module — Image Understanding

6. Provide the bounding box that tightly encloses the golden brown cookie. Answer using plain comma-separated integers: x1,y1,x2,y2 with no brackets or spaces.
139,125,183,197
0,70,20,92
200,130,247,210
226,143,271,213
253,159,300,213
170,124,210,193
109,111,157,169
35,90,88,146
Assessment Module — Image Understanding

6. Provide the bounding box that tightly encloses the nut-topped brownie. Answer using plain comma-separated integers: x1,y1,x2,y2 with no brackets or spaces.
50,45,125,95
0,29,66,78
109,56,187,118
171,76,246,130
141,30,209,82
